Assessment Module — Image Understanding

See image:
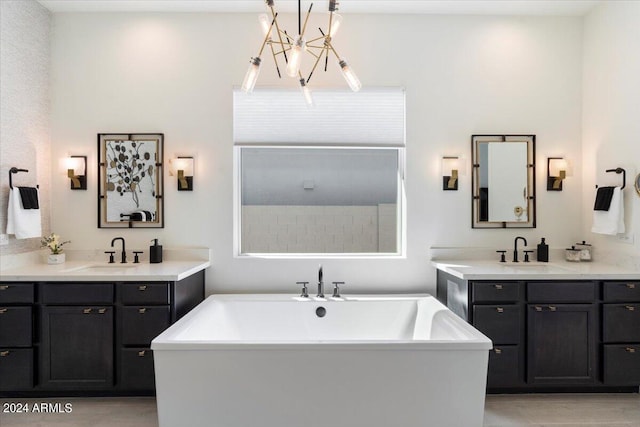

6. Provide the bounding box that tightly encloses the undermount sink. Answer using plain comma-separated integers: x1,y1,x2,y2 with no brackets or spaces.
500,263,576,274
63,264,139,273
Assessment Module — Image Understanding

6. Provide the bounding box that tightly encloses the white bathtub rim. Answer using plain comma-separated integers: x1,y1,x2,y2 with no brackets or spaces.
152,293,492,350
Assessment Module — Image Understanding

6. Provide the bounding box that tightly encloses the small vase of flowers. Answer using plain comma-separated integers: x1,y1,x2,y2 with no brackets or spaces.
41,233,70,264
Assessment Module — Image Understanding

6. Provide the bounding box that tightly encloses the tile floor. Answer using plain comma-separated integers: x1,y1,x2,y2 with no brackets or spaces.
0,394,639,426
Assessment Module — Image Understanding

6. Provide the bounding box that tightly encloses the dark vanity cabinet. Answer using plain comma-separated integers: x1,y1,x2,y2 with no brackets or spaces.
602,281,640,385
40,283,115,390
118,283,171,391
0,270,204,397
0,283,35,391
471,282,525,388
437,271,640,392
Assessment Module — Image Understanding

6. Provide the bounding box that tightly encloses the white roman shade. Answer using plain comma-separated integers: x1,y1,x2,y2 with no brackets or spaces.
233,87,405,146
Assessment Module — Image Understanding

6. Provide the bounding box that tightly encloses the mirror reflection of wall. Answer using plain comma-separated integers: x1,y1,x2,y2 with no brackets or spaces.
239,147,402,254
487,142,528,222
472,135,536,229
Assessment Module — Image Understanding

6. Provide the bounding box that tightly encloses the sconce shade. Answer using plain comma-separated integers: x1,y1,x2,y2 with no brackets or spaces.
65,155,87,190
442,156,464,191
547,157,569,191
173,157,194,191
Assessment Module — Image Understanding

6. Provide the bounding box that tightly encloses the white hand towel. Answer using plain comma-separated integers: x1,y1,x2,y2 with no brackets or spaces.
6,188,42,239
592,186,625,235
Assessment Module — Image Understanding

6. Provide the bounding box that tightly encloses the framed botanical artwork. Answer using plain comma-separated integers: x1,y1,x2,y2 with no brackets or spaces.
98,133,164,228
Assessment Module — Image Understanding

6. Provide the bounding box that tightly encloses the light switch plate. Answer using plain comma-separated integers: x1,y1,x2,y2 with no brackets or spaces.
0,234,9,246
618,233,635,244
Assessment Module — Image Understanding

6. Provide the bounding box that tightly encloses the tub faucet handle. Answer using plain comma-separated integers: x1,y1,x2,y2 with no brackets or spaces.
332,282,345,298
296,282,309,298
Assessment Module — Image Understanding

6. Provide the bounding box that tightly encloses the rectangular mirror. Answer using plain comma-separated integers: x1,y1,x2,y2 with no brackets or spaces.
472,134,536,228
236,146,404,255
98,133,164,228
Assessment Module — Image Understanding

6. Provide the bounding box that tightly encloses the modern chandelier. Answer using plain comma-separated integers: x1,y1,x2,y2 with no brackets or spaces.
241,0,361,105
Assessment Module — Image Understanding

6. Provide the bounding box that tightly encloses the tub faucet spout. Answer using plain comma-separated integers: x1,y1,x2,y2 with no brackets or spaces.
513,236,527,263
317,264,324,298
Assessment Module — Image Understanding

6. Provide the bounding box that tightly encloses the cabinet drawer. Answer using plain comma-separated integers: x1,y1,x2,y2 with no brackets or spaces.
527,282,596,303
603,344,640,385
41,283,114,305
487,345,522,388
603,304,640,342
603,281,640,302
121,283,169,305
121,306,170,345
0,306,32,347
120,348,155,390
473,282,521,303
473,305,521,344
0,283,35,304
0,348,34,391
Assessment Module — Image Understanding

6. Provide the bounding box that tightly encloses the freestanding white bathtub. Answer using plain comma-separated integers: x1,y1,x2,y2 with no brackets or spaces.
151,294,492,427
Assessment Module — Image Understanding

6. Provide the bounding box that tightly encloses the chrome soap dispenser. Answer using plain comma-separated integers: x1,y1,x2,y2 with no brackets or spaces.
150,239,163,263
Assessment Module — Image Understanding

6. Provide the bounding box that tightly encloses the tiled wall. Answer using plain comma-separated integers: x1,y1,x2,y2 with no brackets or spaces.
242,205,397,253
0,0,51,255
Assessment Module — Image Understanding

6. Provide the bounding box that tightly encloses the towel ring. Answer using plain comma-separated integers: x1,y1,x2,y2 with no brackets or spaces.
605,168,626,190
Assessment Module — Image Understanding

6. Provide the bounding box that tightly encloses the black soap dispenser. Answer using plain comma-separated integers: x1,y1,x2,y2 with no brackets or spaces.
537,238,549,262
150,239,163,263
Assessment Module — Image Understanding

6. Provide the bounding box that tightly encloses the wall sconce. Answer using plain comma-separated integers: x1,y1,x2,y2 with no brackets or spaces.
171,157,194,191
442,156,463,191
547,157,570,191
65,156,87,190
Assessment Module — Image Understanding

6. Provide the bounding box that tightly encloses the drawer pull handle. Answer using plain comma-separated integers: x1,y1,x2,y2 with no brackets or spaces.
496,307,504,313
138,350,146,357
627,284,636,289
138,285,147,291
625,306,635,311
535,306,542,312
0,308,7,314
0,351,9,357
494,348,502,354
494,284,503,290
83,308,92,314
139,308,147,314
549,306,557,311
98,308,107,314
0,285,9,290
626,348,636,353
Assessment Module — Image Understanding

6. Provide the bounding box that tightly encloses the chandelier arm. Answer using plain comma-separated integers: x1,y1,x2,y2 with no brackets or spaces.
326,41,341,61
270,6,288,62
307,35,326,43
257,13,278,57
268,41,282,78
306,44,326,49
306,45,327,83
300,3,313,37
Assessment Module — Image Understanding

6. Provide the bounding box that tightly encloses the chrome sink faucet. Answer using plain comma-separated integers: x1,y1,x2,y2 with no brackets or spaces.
317,264,324,298
111,237,127,263
513,236,527,263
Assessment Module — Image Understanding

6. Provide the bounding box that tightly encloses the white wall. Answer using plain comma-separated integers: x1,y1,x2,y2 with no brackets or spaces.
0,0,51,255
582,1,640,268
49,12,584,293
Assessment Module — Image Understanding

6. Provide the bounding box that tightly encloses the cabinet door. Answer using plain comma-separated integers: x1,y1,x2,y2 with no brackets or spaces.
121,306,170,346
487,345,523,388
40,306,113,389
527,304,597,385
473,305,521,344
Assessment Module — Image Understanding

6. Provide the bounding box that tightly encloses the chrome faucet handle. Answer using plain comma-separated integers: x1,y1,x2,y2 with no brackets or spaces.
296,282,309,298
332,282,345,298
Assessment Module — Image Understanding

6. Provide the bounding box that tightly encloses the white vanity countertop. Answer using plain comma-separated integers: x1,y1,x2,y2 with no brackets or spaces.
432,260,640,280
0,260,211,282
